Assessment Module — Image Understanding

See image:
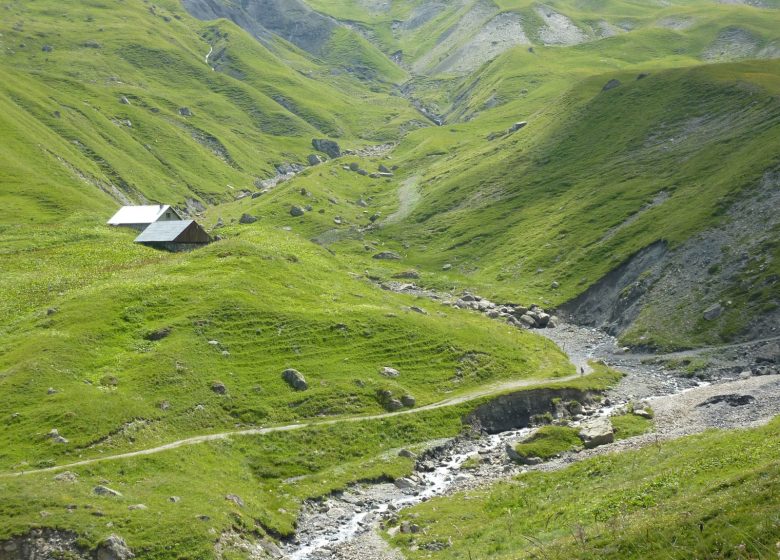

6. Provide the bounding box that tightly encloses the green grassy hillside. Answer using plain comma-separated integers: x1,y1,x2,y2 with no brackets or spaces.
0,222,573,471
0,0,420,223
1,0,779,557
390,416,780,559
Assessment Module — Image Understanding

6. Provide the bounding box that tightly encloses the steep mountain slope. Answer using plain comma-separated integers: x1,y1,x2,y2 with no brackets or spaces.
384,61,780,348
0,0,419,223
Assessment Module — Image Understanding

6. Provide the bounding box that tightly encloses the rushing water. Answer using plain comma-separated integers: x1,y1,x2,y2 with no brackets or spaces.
286,428,533,559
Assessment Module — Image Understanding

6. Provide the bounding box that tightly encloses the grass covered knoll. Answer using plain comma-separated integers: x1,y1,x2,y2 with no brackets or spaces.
391,416,780,559
611,413,654,441
513,425,581,460
0,220,573,472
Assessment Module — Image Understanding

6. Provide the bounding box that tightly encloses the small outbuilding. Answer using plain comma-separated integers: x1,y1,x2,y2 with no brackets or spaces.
107,205,182,231
134,220,212,252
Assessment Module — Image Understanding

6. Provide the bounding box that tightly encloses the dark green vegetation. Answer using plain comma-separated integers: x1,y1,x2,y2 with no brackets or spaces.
1,0,780,557
513,425,582,460
391,416,780,559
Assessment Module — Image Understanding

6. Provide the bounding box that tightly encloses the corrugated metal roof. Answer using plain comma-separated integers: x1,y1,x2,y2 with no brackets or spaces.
107,205,178,225
134,220,194,243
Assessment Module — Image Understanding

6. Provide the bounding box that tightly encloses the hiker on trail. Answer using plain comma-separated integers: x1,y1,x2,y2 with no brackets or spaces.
580,366,584,376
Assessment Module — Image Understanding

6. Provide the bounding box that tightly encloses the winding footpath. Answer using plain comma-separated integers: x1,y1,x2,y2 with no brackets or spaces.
0,372,582,479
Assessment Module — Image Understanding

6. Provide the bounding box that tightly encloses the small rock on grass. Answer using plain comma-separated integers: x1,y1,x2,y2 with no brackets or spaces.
53,471,78,483
225,494,244,507
380,367,400,378
93,485,122,497
96,534,134,560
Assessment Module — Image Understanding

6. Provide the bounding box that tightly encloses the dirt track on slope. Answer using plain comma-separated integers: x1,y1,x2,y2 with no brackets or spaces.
0,373,581,479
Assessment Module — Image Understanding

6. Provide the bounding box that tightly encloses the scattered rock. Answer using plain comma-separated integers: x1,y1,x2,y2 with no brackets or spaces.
282,369,308,391
384,398,403,411
392,270,420,279
401,395,416,408
312,138,341,159
578,417,614,449
356,198,369,208
290,206,305,217
510,121,528,132
398,449,417,459
96,534,134,560
119,96,130,105
394,477,416,490
551,281,560,289
633,408,653,419
307,154,325,166
703,303,724,321
519,314,537,328
378,164,391,173
211,381,227,395
380,367,400,378
47,387,58,395
755,342,779,364
82,40,102,49
373,251,401,260
127,504,147,511
442,264,452,271
239,213,258,224
53,471,78,483
42,44,53,52
46,307,58,316
602,79,622,91
93,485,122,497
145,327,171,341
177,107,192,117
409,306,427,315
169,496,181,503
225,494,244,507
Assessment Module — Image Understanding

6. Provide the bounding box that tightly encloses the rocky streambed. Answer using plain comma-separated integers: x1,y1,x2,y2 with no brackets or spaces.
280,284,780,560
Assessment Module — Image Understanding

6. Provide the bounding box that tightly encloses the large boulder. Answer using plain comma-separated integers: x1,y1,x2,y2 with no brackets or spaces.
703,303,724,321
239,213,258,224
96,535,134,560
282,369,308,391
755,342,779,364
290,206,305,217
519,314,537,328
312,138,341,159
307,154,325,166
510,121,528,132
578,417,614,449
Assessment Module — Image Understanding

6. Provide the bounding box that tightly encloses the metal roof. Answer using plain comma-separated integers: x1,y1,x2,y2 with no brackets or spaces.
107,205,178,225
134,220,194,243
